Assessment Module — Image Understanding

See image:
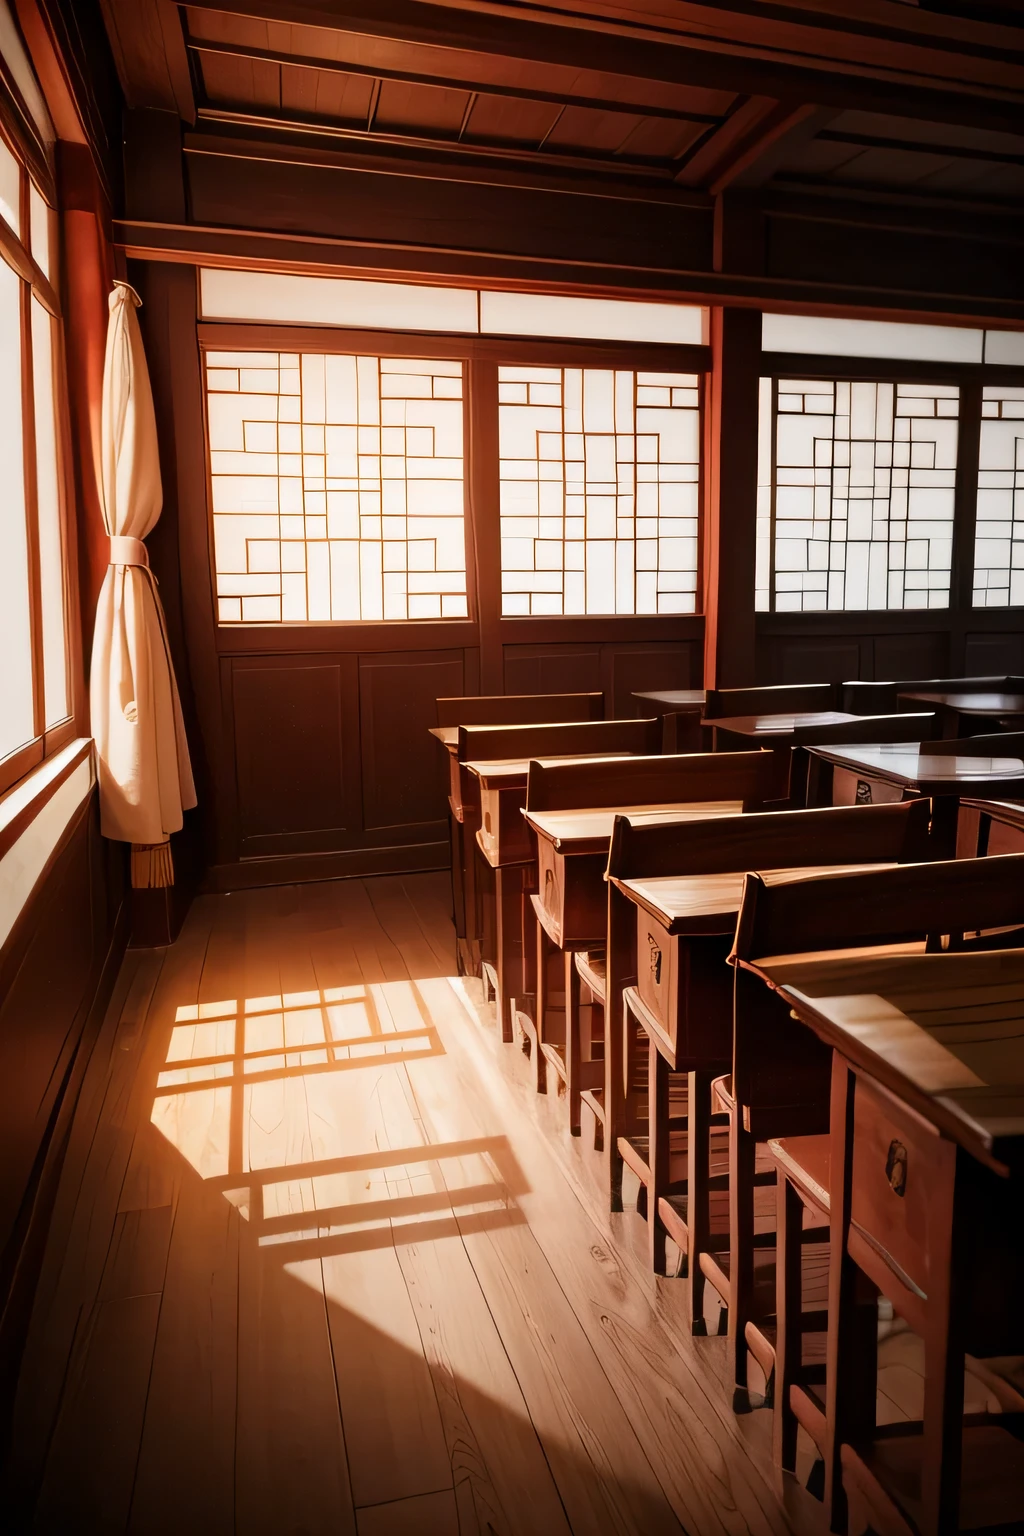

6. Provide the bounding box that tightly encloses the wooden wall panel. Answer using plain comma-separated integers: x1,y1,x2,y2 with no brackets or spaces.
871,631,949,681
359,649,465,834
231,656,356,857
503,644,603,698
764,637,862,685
0,792,126,1434
964,629,1024,676
605,641,702,716
185,151,714,274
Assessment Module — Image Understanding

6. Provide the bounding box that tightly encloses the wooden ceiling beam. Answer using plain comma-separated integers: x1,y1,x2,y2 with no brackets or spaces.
181,1,1024,135
184,124,711,205
112,213,1024,325
676,100,841,192
99,0,195,121
184,34,720,125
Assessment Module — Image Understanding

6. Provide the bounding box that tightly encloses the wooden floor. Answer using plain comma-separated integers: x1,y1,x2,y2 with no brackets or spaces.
3,872,825,1536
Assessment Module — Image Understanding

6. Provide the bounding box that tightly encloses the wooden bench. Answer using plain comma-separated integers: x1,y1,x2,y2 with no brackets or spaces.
520,750,773,1137
734,856,1024,1534
607,801,932,1334
458,717,660,1039
432,693,604,974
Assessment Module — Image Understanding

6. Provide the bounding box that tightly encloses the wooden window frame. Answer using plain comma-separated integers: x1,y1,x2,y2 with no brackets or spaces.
0,114,76,799
196,319,711,645
757,349,1024,620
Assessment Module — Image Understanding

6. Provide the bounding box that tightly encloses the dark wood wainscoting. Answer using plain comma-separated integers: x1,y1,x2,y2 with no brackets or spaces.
0,791,127,1443
502,627,703,715
211,623,704,890
756,610,1024,684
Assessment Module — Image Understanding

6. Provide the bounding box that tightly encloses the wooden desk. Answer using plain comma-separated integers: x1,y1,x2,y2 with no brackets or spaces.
712,710,860,746
522,800,741,1129
632,690,707,752
466,753,633,1041
898,690,1024,738
808,744,1024,855
529,803,741,949
751,948,1024,1536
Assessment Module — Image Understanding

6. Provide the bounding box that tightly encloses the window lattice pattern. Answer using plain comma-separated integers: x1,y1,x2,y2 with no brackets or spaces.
206,351,468,622
755,378,959,612
973,386,1024,607
498,366,700,615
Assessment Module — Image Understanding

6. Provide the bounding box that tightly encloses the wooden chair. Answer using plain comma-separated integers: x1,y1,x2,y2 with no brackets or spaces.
522,750,775,1135
606,801,933,1334
436,692,605,975
733,856,1024,1533
704,682,837,720
958,795,1024,858
458,717,660,1040
435,692,604,726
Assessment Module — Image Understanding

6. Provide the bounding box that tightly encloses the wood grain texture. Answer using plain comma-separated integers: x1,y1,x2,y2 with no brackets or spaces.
9,869,822,1535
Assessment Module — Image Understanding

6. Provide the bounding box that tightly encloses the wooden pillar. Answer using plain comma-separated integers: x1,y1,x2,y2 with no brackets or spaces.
702,307,761,688
58,142,112,684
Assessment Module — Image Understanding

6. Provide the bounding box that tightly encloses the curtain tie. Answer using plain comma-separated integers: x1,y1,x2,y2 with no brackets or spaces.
109,535,149,568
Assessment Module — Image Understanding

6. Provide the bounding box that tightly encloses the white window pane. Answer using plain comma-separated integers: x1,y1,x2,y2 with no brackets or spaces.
762,313,982,364
29,182,50,280
481,290,706,345
207,351,467,622
32,298,67,724
765,377,957,613
200,269,478,333
498,365,700,616
0,257,33,758
973,385,1024,608
0,135,19,235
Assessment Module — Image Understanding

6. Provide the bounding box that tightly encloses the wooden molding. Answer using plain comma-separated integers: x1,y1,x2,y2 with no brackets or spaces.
204,839,450,892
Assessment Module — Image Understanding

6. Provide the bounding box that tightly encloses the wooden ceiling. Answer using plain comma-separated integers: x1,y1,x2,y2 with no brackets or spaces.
96,0,1024,201
92,1,1024,321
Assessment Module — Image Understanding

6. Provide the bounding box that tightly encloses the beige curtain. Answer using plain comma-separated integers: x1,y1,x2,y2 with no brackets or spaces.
89,281,196,886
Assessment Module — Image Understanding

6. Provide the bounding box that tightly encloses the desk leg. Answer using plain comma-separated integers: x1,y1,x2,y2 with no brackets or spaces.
449,812,467,972
566,950,582,1135
929,794,959,862
824,1055,878,1533
648,1029,670,1276
687,1070,712,1332
920,1158,966,1536
494,866,519,1044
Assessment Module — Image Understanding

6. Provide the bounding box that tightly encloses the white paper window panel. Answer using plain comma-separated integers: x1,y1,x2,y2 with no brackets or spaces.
762,378,958,613
480,290,706,345
200,269,480,333
984,331,1024,366
200,269,708,345
973,385,1024,607
0,255,32,759
498,365,700,617
206,350,469,623
762,313,984,365
32,298,67,725
0,134,18,235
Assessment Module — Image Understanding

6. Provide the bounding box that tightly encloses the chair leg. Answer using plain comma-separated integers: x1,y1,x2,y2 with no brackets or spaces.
647,1031,670,1275
728,1106,757,1410
566,951,582,1135
494,867,518,1044
534,920,550,1094
687,1069,713,1330
773,1173,802,1471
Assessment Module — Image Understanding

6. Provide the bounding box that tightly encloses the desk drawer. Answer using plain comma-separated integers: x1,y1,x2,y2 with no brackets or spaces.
480,785,532,866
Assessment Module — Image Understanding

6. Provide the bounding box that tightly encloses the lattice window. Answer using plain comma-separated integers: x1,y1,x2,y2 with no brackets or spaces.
497,366,700,616
206,350,468,622
755,378,959,612
973,385,1024,607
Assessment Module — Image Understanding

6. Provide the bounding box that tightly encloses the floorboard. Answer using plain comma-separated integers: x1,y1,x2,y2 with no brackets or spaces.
7,871,822,1536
